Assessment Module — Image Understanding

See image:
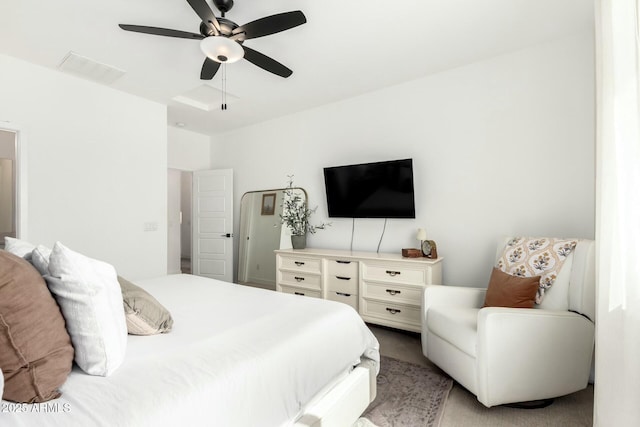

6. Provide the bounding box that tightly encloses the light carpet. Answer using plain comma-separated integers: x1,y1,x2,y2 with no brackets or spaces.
359,355,453,427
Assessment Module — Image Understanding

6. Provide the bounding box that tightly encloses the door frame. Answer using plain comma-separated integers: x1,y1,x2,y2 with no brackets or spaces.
0,122,27,240
167,168,182,274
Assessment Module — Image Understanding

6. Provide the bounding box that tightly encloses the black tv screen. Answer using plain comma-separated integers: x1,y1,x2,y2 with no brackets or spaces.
323,159,416,218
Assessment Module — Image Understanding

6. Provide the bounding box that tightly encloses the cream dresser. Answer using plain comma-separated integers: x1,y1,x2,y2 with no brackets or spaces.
275,248,443,332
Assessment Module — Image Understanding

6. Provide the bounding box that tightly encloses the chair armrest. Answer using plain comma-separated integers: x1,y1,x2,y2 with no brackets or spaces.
422,285,487,333
475,308,595,406
422,285,487,311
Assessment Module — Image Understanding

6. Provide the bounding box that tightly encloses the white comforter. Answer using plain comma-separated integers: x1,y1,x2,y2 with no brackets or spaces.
1,274,379,427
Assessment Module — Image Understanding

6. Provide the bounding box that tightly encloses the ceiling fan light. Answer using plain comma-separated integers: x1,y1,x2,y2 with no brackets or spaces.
200,36,244,63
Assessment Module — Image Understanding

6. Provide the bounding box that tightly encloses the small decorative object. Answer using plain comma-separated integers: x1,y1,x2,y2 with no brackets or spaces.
402,248,423,258
417,228,438,259
279,176,330,250
261,193,276,215
422,240,438,259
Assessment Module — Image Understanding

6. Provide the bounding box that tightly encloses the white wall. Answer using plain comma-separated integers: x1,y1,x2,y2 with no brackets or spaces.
168,126,211,171
0,54,167,279
211,31,595,286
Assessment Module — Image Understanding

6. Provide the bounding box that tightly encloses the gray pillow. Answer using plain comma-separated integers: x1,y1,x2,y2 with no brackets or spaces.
118,276,173,335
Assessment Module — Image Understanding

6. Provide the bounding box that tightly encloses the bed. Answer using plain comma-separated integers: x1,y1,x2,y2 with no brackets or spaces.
1,274,380,427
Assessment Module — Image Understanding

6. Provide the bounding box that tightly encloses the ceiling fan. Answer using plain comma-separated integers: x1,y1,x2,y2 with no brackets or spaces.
119,0,306,80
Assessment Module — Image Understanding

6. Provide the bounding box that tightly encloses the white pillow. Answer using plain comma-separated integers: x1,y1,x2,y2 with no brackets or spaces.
45,242,127,376
4,237,35,259
4,238,52,276
31,245,52,276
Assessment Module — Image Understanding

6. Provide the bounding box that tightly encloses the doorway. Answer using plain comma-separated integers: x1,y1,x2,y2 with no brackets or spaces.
167,169,193,274
167,168,234,282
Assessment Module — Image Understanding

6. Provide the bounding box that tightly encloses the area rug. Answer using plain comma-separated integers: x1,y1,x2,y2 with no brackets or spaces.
358,356,453,427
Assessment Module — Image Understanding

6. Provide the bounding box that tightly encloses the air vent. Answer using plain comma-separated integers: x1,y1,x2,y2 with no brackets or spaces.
173,84,239,112
58,52,125,85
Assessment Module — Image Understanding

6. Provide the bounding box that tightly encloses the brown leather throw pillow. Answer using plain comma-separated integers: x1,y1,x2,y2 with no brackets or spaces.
0,250,74,402
483,267,540,309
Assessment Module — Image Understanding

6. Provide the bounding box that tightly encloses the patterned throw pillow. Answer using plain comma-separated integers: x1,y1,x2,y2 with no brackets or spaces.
496,237,577,304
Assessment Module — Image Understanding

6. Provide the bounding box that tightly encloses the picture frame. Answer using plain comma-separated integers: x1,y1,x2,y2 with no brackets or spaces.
261,193,276,215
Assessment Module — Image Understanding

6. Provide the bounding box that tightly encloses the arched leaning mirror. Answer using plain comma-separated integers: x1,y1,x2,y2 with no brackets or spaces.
238,187,306,290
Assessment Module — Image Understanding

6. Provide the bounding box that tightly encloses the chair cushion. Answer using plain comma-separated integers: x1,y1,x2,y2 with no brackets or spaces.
483,268,540,308
427,306,479,357
496,237,577,304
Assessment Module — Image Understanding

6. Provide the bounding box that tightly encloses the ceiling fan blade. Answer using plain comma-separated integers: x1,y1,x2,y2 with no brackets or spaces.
186,0,221,33
201,57,221,80
119,24,204,39
242,46,292,78
233,11,306,39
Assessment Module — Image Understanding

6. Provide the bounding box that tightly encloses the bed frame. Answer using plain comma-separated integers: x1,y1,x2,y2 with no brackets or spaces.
295,360,377,427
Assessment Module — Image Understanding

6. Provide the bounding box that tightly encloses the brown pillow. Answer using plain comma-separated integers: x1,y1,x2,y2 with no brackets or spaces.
483,267,541,309
118,276,173,335
0,250,74,402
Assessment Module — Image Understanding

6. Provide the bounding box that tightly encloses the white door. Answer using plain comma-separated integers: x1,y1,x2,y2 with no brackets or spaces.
192,169,233,282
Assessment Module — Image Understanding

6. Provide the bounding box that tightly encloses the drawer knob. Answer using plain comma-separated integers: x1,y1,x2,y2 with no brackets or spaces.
386,308,401,315
294,292,305,296
294,261,305,266
336,292,351,297
386,270,401,277
336,276,351,281
336,260,351,264
385,289,401,296
294,276,305,282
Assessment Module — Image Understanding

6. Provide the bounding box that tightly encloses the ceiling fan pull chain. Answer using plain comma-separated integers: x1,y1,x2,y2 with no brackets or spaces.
221,63,228,110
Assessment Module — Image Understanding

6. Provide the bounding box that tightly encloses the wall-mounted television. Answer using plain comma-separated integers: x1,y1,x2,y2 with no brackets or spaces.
323,158,416,218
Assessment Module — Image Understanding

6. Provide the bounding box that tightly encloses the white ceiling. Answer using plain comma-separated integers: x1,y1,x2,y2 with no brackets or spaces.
0,0,594,136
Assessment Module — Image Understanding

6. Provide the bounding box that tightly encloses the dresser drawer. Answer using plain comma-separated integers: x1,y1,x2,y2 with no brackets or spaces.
362,281,422,305
361,263,426,285
327,291,358,311
279,256,322,274
326,274,358,294
280,285,322,299
326,259,359,277
360,299,421,327
279,271,321,290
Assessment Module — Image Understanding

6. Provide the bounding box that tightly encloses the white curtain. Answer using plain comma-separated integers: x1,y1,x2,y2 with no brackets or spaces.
594,0,640,425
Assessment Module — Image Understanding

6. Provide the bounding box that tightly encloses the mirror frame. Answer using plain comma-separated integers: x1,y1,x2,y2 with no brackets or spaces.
237,187,307,288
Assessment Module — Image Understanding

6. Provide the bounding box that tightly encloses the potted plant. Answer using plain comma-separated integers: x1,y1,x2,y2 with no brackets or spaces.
280,176,330,249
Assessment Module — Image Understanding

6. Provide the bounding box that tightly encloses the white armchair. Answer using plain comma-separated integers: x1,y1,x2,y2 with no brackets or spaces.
421,238,595,407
